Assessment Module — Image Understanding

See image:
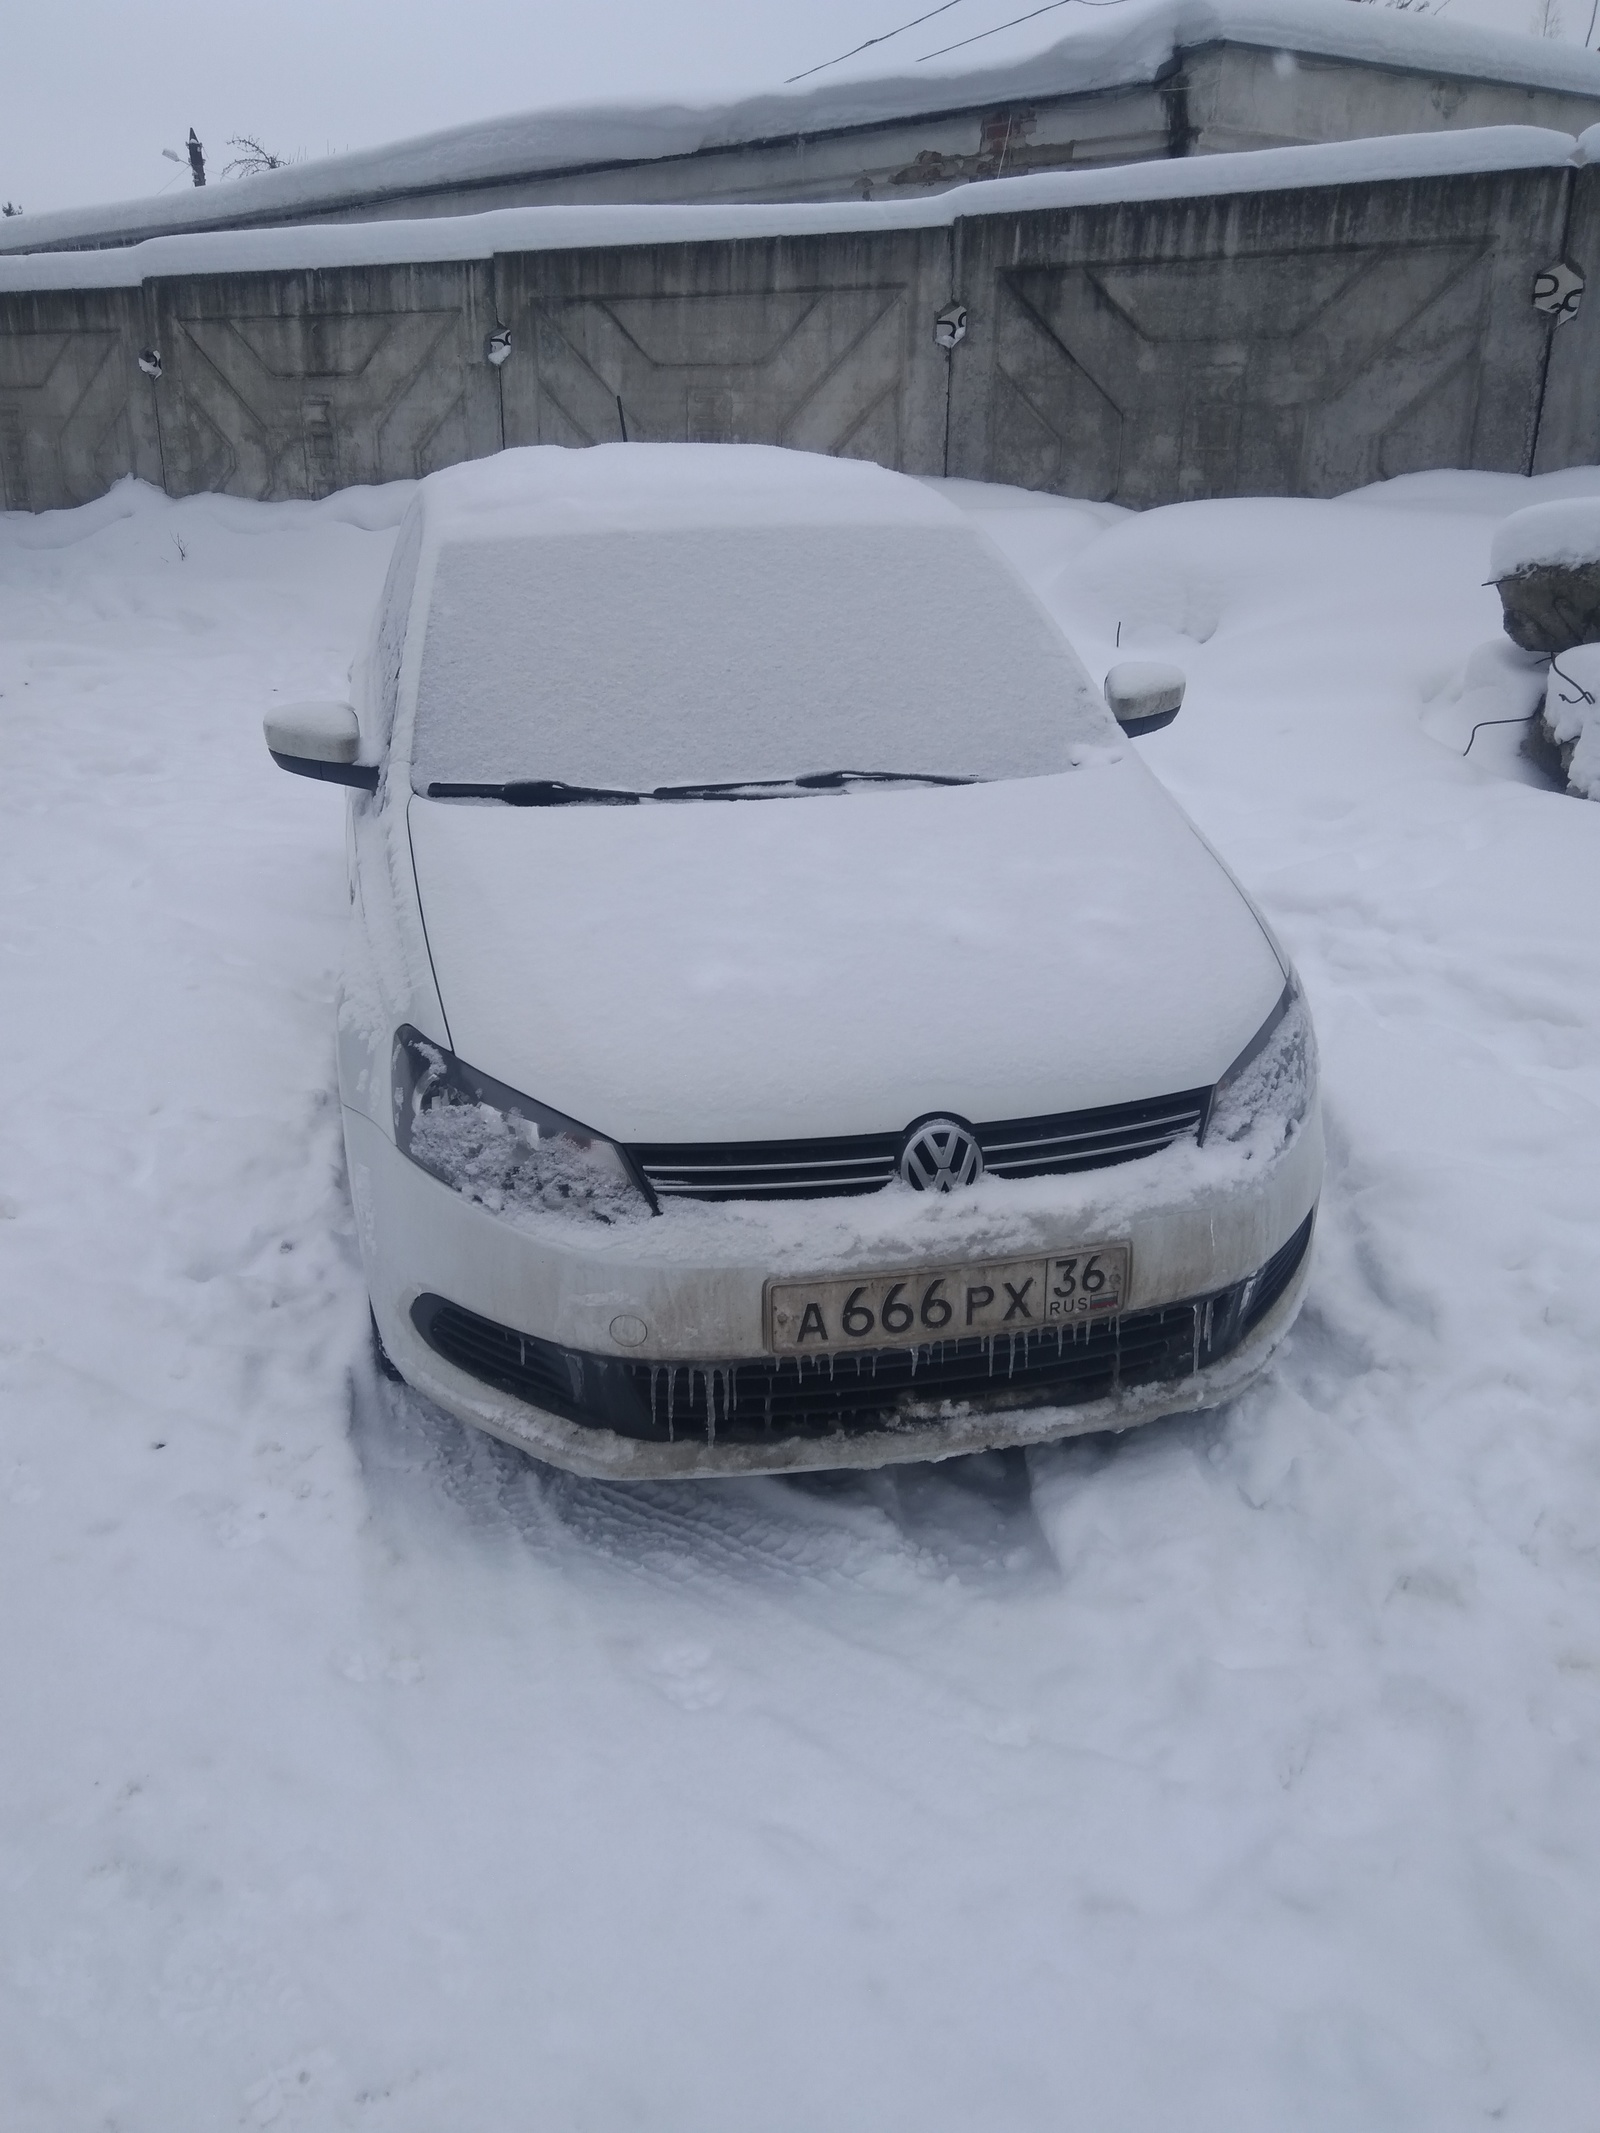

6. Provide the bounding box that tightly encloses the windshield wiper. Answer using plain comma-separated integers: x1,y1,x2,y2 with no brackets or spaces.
650,769,978,800
427,779,642,806
426,769,977,808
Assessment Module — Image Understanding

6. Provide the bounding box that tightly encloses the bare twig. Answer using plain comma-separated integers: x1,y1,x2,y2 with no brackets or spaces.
221,135,290,179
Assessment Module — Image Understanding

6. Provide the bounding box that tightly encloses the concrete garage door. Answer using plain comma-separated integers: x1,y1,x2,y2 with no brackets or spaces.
146,263,504,500
0,289,162,510
496,232,951,475
949,170,1568,504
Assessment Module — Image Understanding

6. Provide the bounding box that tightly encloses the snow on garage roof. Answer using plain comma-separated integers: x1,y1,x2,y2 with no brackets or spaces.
0,125,1583,293
4,0,1599,259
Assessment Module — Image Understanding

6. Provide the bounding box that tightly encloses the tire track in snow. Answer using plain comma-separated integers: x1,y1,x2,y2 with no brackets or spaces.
351,1367,1059,1599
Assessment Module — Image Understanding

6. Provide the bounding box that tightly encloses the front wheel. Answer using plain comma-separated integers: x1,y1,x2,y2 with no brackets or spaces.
370,1306,404,1383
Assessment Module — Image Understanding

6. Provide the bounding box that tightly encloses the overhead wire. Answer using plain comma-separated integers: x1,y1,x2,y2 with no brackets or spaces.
785,1,971,83
787,0,1135,86
919,0,1132,63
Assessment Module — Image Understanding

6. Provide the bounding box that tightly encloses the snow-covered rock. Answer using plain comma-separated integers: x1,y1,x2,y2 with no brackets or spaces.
1422,635,1548,775
1491,496,1600,578
1535,638,1600,794
1491,498,1600,655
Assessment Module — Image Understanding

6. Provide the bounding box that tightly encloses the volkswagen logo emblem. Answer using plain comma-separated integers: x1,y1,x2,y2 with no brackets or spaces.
899,1117,983,1193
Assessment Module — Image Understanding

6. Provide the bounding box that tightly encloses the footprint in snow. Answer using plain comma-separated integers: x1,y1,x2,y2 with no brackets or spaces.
645,1641,726,1711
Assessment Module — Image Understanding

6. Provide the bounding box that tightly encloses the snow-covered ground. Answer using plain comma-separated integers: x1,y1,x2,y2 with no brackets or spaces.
3,462,1600,2129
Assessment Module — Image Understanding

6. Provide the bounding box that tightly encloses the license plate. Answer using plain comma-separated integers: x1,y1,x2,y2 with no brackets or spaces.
766,1244,1131,1356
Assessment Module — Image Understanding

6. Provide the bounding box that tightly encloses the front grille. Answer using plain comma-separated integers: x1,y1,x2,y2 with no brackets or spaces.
411,1209,1313,1448
978,1091,1209,1180
632,1130,901,1201
630,1088,1210,1202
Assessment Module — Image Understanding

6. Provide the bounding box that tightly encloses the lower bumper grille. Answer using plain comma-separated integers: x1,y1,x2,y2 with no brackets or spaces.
411,1211,1313,1449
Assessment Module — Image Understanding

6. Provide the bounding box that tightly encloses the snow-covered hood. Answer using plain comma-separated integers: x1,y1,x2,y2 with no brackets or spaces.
406,759,1286,1144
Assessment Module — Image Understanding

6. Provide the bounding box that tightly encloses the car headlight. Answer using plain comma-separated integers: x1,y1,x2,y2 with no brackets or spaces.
391,1027,651,1222
1202,976,1317,1151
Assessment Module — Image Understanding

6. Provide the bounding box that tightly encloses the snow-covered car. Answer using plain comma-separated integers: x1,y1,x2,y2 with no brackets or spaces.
266,444,1322,1478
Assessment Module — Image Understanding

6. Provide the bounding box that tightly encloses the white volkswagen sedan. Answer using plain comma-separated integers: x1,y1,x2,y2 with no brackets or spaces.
267,444,1321,1478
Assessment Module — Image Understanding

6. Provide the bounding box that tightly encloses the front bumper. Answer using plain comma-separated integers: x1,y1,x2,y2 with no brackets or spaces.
346,1096,1322,1478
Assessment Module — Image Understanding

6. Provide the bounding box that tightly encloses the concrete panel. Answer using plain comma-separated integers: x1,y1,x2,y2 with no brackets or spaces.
495,231,952,474
1531,162,1600,475
146,262,503,500
1186,42,1600,155
0,286,162,510
948,169,1566,503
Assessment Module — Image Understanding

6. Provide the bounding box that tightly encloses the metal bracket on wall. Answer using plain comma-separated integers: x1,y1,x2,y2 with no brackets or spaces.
934,302,968,350
1532,262,1585,325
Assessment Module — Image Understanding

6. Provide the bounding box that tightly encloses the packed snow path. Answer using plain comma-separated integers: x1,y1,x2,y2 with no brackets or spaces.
3,468,1599,2131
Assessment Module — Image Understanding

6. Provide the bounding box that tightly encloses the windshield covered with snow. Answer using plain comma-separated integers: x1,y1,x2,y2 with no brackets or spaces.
409,523,1108,794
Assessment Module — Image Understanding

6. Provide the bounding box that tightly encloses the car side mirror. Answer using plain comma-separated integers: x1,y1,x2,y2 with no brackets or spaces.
1104,661,1185,736
264,700,378,789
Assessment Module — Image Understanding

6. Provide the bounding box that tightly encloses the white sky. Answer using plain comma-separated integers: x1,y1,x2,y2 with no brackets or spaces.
1,0,1589,218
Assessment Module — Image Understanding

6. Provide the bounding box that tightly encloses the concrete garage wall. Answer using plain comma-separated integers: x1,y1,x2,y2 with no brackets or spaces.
0,286,163,510
495,231,953,470
1534,158,1600,476
949,167,1569,503
1,154,1596,514
1187,44,1600,159
147,263,504,498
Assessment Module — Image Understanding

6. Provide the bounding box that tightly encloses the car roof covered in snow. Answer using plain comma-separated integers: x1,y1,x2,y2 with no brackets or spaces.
390,444,1111,796
415,444,967,544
